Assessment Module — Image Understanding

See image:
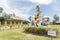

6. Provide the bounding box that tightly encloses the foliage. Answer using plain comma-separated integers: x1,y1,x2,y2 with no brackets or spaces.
53,14,59,21
0,7,3,13
3,12,8,20
46,17,49,22
22,20,29,24
0,17,4,21
24,27,48,35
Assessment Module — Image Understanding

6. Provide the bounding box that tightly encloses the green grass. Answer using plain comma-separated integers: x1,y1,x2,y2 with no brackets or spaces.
50,25,60,40
0,25,60,40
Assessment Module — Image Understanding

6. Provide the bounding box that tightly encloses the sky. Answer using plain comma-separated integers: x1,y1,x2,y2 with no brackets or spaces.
0,0,60,21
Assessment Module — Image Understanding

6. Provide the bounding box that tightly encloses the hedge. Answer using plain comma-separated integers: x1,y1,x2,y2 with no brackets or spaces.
24,27,48,35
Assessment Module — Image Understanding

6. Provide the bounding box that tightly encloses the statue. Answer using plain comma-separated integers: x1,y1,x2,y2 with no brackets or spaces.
32,5,42,27
29,5,49,27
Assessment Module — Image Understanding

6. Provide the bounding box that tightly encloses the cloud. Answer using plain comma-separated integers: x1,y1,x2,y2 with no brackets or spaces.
0,0,53,21
52,5,60,12
12,6,33,20
13,9,31,20
52,0,60,12
28,0,53,5
0,0,13,14
49,0,60,18
0,0,33,20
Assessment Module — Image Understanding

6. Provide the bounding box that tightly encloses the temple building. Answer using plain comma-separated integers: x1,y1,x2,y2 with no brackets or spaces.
0,7,29,28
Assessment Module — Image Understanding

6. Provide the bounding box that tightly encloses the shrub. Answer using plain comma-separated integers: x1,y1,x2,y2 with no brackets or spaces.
37,28,47,35
24,27,37,33
24,27,48,35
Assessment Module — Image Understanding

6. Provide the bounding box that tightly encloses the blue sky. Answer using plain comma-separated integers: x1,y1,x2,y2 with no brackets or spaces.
0,0,60,21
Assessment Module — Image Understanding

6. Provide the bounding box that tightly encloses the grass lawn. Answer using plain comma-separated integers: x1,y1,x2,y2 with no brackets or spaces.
0,25,60,40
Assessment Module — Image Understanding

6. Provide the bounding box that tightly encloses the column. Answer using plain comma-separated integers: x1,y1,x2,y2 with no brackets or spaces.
18,22,20,28
10,21,12,28
14,21,16,28
0,22,1,28
4,21,7,28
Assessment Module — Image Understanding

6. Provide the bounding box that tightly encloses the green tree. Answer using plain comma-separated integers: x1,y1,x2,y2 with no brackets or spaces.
0,7,3,13
3,12,8,20
54,14,59,21
13,12,15,16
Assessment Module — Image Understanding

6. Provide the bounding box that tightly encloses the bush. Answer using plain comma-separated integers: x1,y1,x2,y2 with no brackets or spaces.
37,28,48,35
24,27,48,35
24,27,37,33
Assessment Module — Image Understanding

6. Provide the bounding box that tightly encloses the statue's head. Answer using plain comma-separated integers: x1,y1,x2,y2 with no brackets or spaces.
36,5,40,11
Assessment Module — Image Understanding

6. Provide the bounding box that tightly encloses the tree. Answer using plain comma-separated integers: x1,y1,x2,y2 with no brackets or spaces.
3,12,8,20
53,14,59,21
46,17,49,22
13,12,15,16
0,7,3,13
